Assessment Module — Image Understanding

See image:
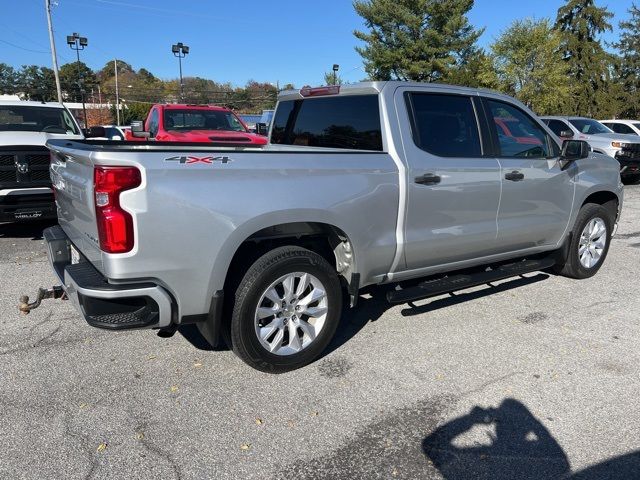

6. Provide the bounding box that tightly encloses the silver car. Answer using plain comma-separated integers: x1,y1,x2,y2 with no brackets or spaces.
541,116,640,182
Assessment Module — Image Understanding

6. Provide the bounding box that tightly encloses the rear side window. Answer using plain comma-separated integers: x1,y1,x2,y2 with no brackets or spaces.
407,93,482,157
487,100,551,158
271,95,382,151
609,123,636,135
546,119,571,137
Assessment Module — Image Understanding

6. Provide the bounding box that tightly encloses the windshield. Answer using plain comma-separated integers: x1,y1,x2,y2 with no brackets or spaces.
0,105,80,134
634,123,640,131
163,109,246,132
569,118,612,135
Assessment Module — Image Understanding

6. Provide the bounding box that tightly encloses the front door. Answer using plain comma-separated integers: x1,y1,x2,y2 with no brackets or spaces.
483,98,574,250
395,89,502,271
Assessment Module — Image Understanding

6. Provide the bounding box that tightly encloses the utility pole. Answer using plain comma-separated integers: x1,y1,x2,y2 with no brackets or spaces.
45,0,62,103
114,59,120,126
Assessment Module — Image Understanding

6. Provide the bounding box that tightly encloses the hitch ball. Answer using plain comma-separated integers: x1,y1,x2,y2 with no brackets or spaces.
18,286,65,314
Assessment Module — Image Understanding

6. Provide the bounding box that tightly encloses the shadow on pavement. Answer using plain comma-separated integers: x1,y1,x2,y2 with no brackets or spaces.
178,272,553,357
423,398,640,480
0,220,56,240
321,272,550,358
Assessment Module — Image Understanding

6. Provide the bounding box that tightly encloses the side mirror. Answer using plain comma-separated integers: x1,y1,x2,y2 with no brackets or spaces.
561,139,590,163
255,122,269,136
84,126,106,138
560,130,574,138
130,120,150,139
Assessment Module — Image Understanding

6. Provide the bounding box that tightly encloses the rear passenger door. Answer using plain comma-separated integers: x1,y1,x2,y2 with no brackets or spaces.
396,89,502,271
482,98,574,250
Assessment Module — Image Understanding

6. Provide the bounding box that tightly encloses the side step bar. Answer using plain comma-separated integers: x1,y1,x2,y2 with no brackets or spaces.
386,257,556,304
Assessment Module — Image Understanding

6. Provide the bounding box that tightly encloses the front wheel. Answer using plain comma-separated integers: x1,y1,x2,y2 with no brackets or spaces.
229,246,342,373
554,203,613,279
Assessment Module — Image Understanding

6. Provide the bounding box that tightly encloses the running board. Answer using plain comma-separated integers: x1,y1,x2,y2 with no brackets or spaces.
386,257,556,305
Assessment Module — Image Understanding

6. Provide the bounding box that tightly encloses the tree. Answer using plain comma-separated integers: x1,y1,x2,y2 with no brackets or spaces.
16,65,57,101
0,63,17,94
353,0,483,82
489,18,573,115
443,47,499,88
323,71,344,85
555,0,615,117
612,2,640,118
59,61,97,102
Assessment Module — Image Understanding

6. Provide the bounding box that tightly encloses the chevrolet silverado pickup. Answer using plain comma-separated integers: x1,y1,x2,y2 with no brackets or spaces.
34,82,623,372
0,101,84,222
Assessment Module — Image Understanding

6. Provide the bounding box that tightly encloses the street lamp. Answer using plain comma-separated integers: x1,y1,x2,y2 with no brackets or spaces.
332,64,339,85
67,32,88,128
172,42,189,102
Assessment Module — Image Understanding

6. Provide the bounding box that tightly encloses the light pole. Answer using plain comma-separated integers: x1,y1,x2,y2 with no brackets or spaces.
332,64,339,85
171,42,189,102
67,32,88,128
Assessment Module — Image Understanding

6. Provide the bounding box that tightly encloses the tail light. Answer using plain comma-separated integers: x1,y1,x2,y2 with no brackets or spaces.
94,166,141,253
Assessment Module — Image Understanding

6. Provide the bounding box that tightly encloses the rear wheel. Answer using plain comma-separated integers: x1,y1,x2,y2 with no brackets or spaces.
229,246,342,373
554,203,613,279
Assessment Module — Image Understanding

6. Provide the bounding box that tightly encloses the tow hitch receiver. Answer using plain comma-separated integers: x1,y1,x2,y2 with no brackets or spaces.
19,286,66,314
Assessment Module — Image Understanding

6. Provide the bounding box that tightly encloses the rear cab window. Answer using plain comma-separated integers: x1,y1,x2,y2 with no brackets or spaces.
270,95,383,151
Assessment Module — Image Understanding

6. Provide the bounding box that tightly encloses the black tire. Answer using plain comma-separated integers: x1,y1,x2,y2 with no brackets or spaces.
622,174,640,185
554,203,613,279
229,246,342,373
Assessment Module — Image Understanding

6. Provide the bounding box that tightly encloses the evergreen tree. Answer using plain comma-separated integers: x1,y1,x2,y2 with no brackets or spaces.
612,2,640,118
0,63,17,95
353,0,483,82
59,61,97,102
555,0,614,117
490,18,573,115
16,66,57,101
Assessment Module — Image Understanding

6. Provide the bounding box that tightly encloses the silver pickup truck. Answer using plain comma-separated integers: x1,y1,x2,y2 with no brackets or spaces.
32,82,623,372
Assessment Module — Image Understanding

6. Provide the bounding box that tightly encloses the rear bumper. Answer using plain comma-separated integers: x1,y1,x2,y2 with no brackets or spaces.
0,187,56,222
44,225,173,330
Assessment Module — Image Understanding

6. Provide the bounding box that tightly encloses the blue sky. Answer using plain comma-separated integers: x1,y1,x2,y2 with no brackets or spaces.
1,0,635,87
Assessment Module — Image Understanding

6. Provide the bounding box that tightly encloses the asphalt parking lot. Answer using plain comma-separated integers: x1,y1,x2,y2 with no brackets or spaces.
1,186,640,480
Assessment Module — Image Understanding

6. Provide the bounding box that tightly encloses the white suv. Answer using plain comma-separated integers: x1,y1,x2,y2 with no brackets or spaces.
600,119,640,137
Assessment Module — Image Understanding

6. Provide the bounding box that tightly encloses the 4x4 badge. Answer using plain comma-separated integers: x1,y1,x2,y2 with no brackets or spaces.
164,155,232,164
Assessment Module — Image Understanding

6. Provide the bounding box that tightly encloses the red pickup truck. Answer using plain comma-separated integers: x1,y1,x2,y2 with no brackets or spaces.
126,104,268,145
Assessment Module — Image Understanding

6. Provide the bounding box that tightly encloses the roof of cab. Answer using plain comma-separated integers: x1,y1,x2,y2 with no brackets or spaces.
0,100,66,108
276,80,517,104
159,104,231,111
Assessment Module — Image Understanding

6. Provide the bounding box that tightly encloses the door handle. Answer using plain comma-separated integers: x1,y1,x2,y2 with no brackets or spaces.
505,171,525,181
415,173,441,185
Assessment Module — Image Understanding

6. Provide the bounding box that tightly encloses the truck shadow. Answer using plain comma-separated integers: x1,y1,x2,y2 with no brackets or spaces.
0,220,56,240
422,398,640,480
321,273,550,359
177,272,550,355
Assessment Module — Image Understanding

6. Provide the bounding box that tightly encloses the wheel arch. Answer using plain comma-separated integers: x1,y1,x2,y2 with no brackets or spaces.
208,210,359,298
581,189,620,222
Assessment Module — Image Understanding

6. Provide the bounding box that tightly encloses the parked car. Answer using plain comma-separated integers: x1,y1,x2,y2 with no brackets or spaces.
99,125,128,140
541,116,640,183
126,104,268,145
37,82,622,372
600,119,640,136
0,101,85,222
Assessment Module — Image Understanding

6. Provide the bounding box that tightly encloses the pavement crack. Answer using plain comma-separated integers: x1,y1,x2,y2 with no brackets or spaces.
135,422,182,480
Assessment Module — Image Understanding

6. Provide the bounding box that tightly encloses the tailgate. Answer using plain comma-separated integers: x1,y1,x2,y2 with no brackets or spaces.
48,144,103,271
